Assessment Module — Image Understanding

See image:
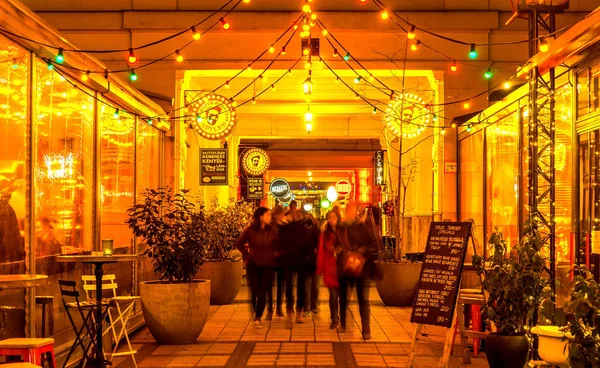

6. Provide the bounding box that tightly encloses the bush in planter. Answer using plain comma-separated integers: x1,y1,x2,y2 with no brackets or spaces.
126,187,210,344
196,198,254,304
473,223,550,368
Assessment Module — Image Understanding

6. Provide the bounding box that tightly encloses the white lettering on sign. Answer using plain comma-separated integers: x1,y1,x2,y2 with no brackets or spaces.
272,185,288,193
335,180,352,195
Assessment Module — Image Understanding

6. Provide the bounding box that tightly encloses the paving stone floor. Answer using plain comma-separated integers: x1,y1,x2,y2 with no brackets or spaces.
112,285,489,367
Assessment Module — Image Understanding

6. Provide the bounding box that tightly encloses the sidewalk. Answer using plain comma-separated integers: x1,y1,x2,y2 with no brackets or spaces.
115,285,489,367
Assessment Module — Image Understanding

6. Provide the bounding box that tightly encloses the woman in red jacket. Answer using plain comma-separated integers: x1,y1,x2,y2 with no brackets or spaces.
316,210,347,329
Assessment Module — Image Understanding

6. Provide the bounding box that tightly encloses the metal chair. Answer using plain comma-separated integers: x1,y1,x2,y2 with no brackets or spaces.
82,274,139,367
58,280,110,368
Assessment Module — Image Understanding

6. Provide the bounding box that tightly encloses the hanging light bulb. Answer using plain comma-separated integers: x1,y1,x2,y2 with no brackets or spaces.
252,98,256,104
306,121,313,133
302,1,311,12
322,28,328,36
451,122,457,129
484,68,493,79
333,49,339,57
246,64,252,71
354,76,361,84
271,84,276,91
305,60,312,69
539,37,549,53
303,77,313,94
469,44,478,59
311,13,317,20
463,101,471,109
55,48,64,63
441,127,446,135
46,60,54,70
220,18,230,30
243,0,250,3
303,48,310,56
355,93,360,100
410,40,421,51
128,48,137,64
503,81,512,89
335,77,340,83
303,23,310,31
305,107,313,122
372,107,377,115
175,50,184,62
230,98,237,107
269,45,275,53
225,80,230,89
113,109,120,119
343,53,351,61
191,26,201,40
466,124,472,132
359,0,367,3
381,10,389,20
147,119,153,125
196,114,203,122
281,46,287,55
450,60,458,72
129,69,138,81
407,26,416,40
81,70,90,81
11,59,18,69
293,22,299,30
260,74,268,82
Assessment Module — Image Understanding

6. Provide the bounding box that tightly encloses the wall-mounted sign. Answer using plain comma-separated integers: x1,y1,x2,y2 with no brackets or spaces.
374,150,385,186
270,178,290,199
242,148,270,176
383,93,431,139
247,176,264,200
335,180,352,197
199,149,228,185
189,94,237,140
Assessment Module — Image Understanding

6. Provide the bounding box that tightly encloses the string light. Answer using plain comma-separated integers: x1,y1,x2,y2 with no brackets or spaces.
220,18,230,30
333,49,339,57
359,0,367,3
410,40,421,51
191,26,201,40
243,0,250,3
322,28,328,36
310,13,317,21
503,81,512,89
11,59,18,69
252,98,256,104
469,44,478,59
81,71,90,81
463,101,471,109
302,2,311,12
147,119,153,125
441,127,446,135
450,60,458,72
539,37,549,53
343,53,351,61
128,48,137,64
129,69,138,81
354,76,361,84
247,65,252,71
368,74,374,82
303,48,310,56
303,76,313,94
269,45,275,53
175,50,184,62
451,122,457,128
305,60,312,69
196,114,203,122
304,107,313,122
281,47,287,55
381,10,389,20
55,48,64,63
230,98,237,107
270,84,276,91
372,107,377,114
303,23,310,31
113,109,120,119
407,26,416,40
225,80,230,89
466,124,472,132
484,68,493,79
46,60,54,70
260,74,267,82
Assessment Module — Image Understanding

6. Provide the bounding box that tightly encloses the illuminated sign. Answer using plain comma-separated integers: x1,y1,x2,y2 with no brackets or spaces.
383,93,431,139
247,176,264,200
335,180,352,197
188,94,237,140
200,149,228,185
242,148,270,176
374,150,385,186
270,178,290,199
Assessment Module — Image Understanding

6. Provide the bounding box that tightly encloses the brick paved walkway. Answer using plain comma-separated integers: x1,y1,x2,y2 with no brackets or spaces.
113,285,489,367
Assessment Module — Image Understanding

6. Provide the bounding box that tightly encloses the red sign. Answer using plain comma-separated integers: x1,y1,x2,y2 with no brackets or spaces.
335,180,352,196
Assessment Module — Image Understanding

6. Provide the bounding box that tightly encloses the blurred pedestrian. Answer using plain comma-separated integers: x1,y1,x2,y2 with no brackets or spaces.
268,205,287,318
303,212,321,315
235,207,278,328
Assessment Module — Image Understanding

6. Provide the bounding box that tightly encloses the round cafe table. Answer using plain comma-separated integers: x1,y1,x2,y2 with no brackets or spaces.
0,275,48,291
58,254,136,368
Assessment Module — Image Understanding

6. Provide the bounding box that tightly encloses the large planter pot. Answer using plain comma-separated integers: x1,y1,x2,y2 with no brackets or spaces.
195,260,243,305
531,326,572,367
140,280,210,344
375,261,422,306
486,333,530,368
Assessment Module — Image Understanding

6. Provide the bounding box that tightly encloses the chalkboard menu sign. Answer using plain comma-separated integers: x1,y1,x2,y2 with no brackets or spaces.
247,176,264,200
200,149,228,186
410,222,472,328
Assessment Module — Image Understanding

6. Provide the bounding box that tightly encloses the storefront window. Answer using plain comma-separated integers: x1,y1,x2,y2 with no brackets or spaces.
0,36,28,265
459,130,484,256
100,105,135,248
577,68,590,118
136,121,161,198
555,82,573,264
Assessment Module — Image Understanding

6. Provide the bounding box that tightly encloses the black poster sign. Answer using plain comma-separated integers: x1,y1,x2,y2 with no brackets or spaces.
374,150,385,186
200,149,228,186
410,222,472,328
247,176,264,200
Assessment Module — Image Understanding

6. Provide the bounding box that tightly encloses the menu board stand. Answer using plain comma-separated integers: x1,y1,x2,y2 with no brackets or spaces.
407,221,477,368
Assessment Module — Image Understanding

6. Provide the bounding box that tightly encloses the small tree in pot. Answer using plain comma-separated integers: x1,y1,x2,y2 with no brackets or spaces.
473,222,550,368
126,187,210,344
196,198,254,305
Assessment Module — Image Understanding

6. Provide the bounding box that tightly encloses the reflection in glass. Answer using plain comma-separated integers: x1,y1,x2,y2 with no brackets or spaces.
136,120,161,198
459,131,484,256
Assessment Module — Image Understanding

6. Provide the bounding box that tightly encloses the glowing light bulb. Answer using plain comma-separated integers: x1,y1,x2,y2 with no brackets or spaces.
129,69,138,81
451,122,457,128
441,128,446,135
310,13,317,20
539,37,549,53
503,81,512,89
303,23,310,31
469,44,478,59
450,60,458,72
269,45,275,53
55,48,64,63
410,40,421,51
243,0,250,3
303,48,310,56
484,68,493,79
333,49,339,57
322,28,328,36
225,80,230,89
46,61,54,70
281,47,287,55
305,108,313,122
354,76,361,84
113,109,120,119
220,18,230,30
343,53,350,61
191,26,201,40
463,101,471,109
81,71,90,81
407,26,416,40
175,50,184,62
303,3,311,12
128,48,137,64
381,11,389,20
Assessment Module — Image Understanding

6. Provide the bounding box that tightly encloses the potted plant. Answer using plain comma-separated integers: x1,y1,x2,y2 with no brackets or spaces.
195,198,254,305
473,222,550,368
126,187,210,344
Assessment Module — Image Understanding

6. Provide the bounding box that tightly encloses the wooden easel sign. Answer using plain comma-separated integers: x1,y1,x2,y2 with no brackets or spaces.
407,221,472,367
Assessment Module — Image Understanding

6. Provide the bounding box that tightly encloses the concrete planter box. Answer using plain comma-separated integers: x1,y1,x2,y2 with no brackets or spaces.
140,280,210,344
195,260,243,305
375,262,422,306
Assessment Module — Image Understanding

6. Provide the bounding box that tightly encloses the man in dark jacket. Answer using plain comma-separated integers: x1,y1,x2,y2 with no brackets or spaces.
303,213,321,315
338,204,378,340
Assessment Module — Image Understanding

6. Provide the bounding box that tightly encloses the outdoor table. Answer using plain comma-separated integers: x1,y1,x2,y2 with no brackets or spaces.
57,254,136,368
0,275,48,291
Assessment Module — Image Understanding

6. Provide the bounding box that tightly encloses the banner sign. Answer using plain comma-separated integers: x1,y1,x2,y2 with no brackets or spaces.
374,150,385,186
247,176,264,200
189,94,237,140
270,178,291,199
199,149,228,186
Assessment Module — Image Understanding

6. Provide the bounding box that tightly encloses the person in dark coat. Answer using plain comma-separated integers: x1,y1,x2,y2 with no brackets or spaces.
235,207,278,328
268,205,287,318
303,213,321,315
338,203,378,340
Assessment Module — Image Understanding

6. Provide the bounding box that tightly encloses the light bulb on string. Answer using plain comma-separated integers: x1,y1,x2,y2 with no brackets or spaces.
381,10,389,20
484,68,493,79
305,107,313,123
310,13,317,20
354,76,361,84
220,18,230,30
372,107,377,115
467,124,472,133
343,53,351,61
303,77,313,94
269,45,275,53
128,48,137,64
293,22,299,30
303,23,310,31
191,26,201,40
463,100,471,109
407,26,416,40
449,60,458,72
225,80,230,89
441,127,446,135
271,84,276,91
359,0,367,3
302,2,311,12
147,119,153,125
281,47,287,55
469,44,478,59
246,65,252,71
503,81,512,89
113,109,120,119
260,74,268,82
451,122,457,129
129,69,138,81
252,98,256,104
175,50,184,62
305,60,312,69
322,28,328,36
355,93,360,100
46,60,54,70
303,48,310,56
55,48,64,63
333,49,339,57
539,37,549,53
410,40,421,51
230,98,237,107
368,74,374,82
196,114,203,122
11,59,18,69
81,71,90,81
335,77,340,83
243,0,250,3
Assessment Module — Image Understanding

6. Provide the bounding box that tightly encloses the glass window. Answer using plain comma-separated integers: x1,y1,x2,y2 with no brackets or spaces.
459,131,484,256
100,105,135,248
0,36,29,265
136,121,161,198
577,69,590,118
555,83,573,264
35,60,95,257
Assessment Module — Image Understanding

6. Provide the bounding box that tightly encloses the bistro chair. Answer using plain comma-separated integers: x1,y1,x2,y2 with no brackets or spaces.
58,280,110,368
81,274,139,367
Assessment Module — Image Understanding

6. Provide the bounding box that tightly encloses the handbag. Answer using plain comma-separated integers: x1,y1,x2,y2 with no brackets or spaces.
342,250,366,279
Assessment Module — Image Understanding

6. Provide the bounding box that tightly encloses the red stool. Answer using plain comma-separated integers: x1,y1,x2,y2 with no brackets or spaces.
471,304,482,357
0,338,56,367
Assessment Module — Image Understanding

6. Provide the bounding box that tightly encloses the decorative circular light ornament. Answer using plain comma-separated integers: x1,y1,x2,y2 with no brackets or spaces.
189,94,237,140
242,148,270,176
383,93,431,138
270,178,291,199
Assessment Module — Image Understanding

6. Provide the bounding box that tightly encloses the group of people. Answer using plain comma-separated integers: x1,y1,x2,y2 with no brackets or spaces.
235,200,378,340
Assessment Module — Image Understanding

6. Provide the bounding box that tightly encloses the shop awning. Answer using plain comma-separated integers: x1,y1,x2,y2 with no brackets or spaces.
489,83,526,103
451,111,484,126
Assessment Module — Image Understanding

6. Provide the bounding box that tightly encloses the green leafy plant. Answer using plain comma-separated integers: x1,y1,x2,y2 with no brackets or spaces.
473,222,550,335
563,266,600,368
126,187,206,283
201,198,254,261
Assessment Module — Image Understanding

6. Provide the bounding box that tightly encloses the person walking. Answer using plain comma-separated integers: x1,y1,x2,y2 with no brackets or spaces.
235,207,278,328
303,213,321,315
316,210,347,329
268,205,287,318
338,204,378,340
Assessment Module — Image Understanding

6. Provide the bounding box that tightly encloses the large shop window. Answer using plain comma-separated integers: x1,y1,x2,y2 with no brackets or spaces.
100,105,135,248
459,131,484,256
0,36,28,265
35,60,95,256
136,120,161,197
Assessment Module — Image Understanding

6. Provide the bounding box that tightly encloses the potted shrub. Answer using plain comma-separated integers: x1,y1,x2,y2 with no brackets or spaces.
126,187,210,344
473,222,549,368
196,199,254,305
